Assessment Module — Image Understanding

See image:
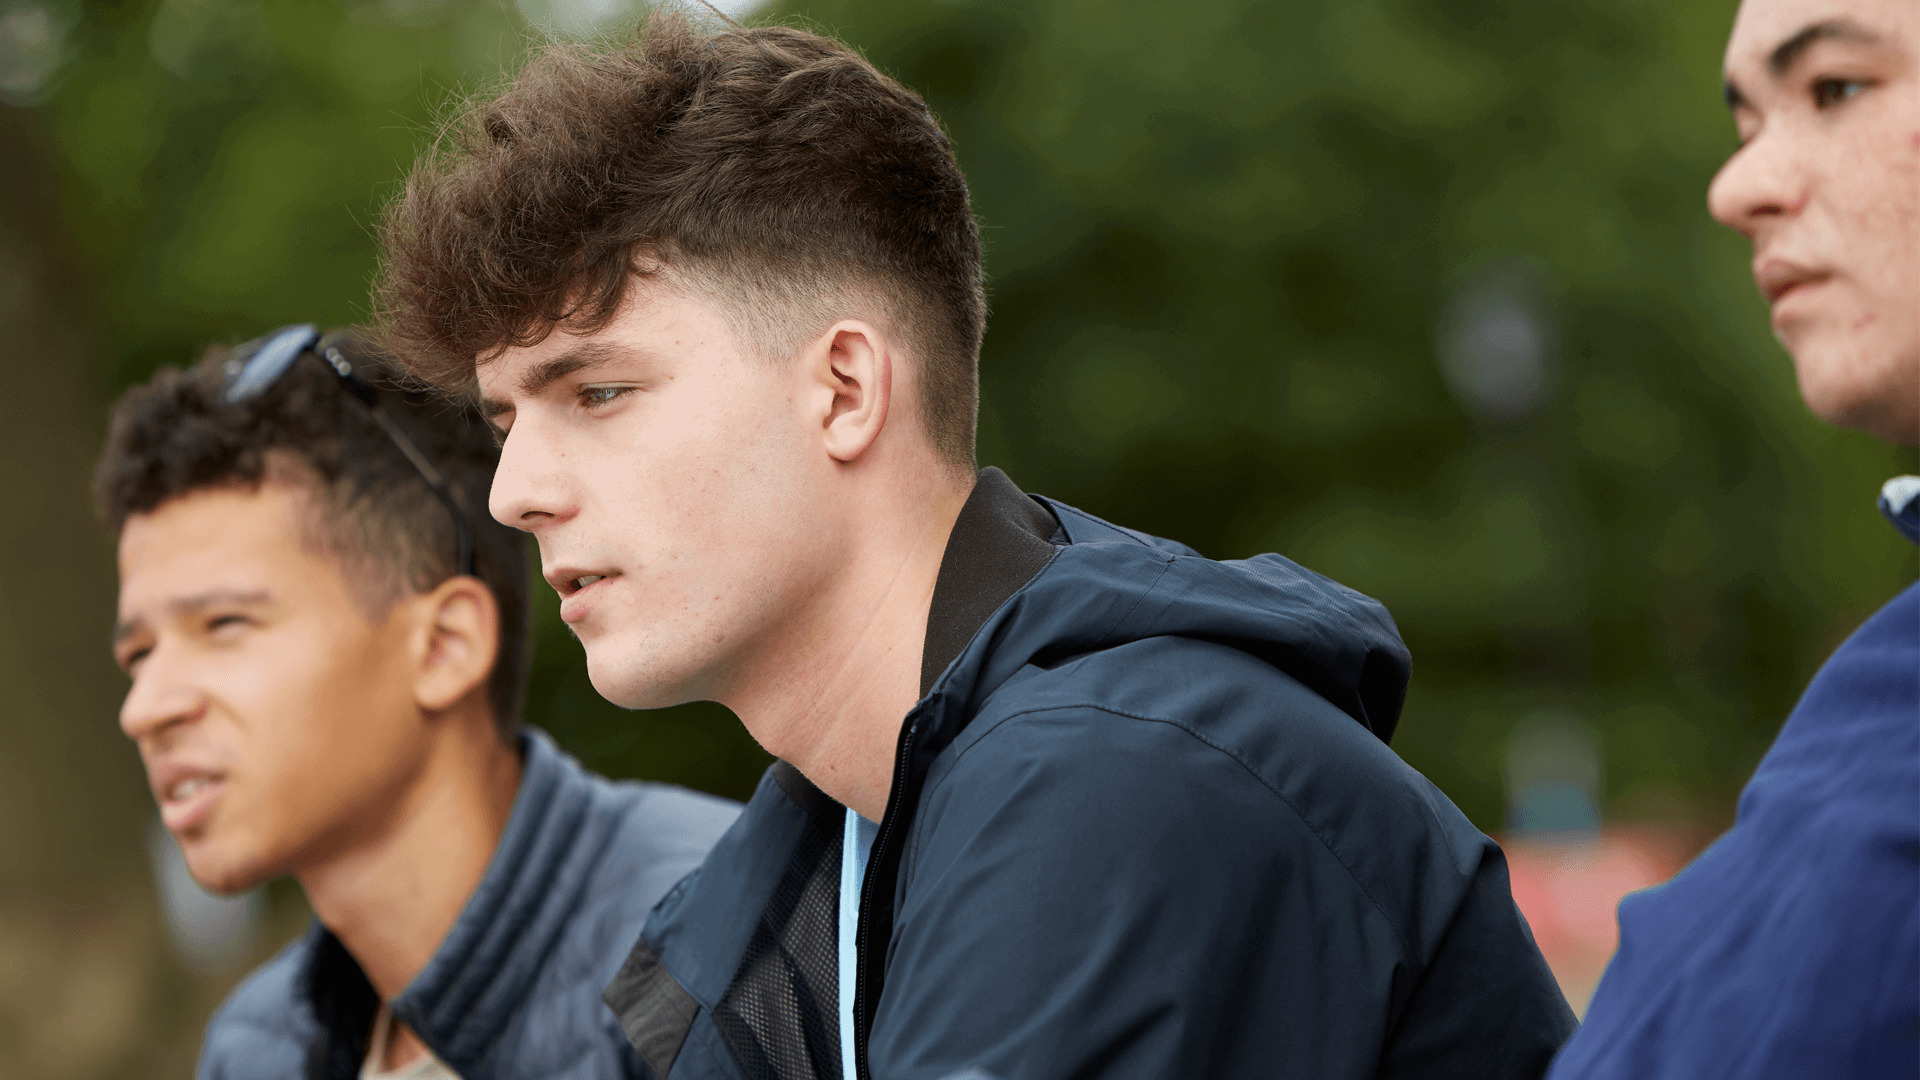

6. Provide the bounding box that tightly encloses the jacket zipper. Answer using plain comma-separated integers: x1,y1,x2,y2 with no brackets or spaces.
851,713,921,1080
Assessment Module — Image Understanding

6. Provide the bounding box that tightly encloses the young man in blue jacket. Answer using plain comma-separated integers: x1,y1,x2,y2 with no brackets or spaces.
371,10,1575,1079
99,329,739,1078
1548,0,1919,1076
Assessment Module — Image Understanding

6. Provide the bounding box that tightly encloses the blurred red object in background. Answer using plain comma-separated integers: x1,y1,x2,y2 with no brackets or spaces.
1502,826,1692,1014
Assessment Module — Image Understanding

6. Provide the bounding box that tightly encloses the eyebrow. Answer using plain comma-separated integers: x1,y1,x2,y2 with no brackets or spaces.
1724,18,1879,110
112,588,273,645
478,341,635,418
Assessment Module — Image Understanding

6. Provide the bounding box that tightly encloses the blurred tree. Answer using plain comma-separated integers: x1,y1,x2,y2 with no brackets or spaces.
0,101,252,1080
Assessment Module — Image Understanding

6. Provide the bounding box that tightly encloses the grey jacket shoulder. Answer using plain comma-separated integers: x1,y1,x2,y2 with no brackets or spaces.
199,732,740,1080
489,780,740,1080
198,932,319,1080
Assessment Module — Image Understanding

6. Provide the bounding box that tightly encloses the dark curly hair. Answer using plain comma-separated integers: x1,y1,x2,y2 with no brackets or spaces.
94,332,531,741
372,5,985,472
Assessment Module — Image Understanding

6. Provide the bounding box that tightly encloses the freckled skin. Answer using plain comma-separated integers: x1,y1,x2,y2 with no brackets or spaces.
1708,0,1920,444
482,286,852,711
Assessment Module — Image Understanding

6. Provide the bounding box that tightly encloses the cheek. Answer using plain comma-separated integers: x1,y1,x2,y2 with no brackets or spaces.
1838,125,1920,265
222,626,422,850
629,387,811,540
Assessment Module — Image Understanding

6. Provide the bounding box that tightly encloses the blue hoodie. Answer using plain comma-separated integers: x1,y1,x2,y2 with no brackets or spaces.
606,469,1575,1080
1547,482,1920,1079
198,729,740,1080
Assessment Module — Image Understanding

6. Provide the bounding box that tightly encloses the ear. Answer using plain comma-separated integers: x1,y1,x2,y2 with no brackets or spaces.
811,320,893,464
409,576,500,715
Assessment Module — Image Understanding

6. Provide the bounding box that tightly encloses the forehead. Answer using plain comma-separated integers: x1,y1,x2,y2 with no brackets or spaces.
1727,0,1909,67
116,484,333,617
475,280,746,402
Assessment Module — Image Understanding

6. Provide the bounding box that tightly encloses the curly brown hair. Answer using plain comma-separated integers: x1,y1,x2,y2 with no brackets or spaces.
94,333,532,741
372,6,985,470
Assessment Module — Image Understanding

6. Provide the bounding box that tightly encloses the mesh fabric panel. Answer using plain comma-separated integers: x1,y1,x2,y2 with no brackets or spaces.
712,807,845,1080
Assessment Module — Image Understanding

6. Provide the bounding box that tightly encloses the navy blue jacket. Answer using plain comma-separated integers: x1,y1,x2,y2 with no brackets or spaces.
607,470,1574,1080
199,729,740,1080
1548,498,1919,1078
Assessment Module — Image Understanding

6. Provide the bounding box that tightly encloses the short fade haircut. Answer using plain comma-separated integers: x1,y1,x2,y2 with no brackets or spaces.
94,333,531,741
372,5,985,472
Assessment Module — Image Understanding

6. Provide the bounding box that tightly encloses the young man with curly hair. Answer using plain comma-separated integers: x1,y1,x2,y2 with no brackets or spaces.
1548,0,1918,1076
373,10,1575,1079
101,329,739,1079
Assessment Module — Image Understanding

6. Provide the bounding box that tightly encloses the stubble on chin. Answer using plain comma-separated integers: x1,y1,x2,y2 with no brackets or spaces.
582,634,678,711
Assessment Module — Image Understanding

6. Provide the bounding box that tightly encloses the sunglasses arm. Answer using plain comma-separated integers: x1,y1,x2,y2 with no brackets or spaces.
364,406,478,578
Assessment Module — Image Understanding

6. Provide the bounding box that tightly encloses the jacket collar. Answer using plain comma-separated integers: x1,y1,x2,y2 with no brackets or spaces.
307,728,602,1074
1880,475,1920,544
921,466,1061,695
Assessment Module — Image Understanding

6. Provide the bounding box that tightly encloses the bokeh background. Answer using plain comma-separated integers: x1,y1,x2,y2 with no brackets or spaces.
2,0,1914,1074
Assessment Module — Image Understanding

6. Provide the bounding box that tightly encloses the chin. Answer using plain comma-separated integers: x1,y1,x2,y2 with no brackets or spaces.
179,840,274,896
176,813,282,895
586,643,702,711
1790,337,1920,442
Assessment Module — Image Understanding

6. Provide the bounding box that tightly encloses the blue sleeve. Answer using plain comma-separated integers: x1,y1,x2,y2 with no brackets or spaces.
1548,584,1920,1080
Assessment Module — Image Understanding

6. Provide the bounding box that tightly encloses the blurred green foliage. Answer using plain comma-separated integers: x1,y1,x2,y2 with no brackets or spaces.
18,0,1917,841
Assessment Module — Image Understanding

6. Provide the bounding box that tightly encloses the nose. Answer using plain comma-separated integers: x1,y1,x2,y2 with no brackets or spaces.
119,649,206,746
1707,127,1805,241
488,419,576,534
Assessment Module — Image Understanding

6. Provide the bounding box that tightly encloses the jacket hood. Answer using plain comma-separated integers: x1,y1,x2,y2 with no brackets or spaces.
917,496,1411,752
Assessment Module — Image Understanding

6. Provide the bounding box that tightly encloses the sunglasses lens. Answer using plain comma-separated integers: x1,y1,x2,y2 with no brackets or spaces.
223,324,321,404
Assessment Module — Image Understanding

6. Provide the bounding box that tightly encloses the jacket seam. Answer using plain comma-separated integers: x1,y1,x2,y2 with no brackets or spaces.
925,700,1415,959
1086,555,1177,652
1042,504,1181,651
1048,502,1147,544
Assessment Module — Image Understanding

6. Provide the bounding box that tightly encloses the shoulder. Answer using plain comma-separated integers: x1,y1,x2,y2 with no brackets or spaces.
526,731,741,904
450,770,740,1077
566,767,740,905
1553,587,1920,1078
197,932,320,1078
590,774,744,868
879,642,1532,1079
1768,582,1918,772
548,770,742,970
921,637,1489,953
953,635,1462,859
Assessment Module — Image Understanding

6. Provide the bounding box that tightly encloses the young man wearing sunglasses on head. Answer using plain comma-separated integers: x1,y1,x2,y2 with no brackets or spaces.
1547,1,1918,1077
371,11,1575,1080
100,327,740,1079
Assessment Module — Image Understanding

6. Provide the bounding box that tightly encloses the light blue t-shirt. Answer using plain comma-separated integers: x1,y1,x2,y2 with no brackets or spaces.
839,808,879,1080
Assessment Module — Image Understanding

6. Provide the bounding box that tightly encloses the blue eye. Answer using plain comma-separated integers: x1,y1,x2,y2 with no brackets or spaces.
1812,78,1866,109
580,386,632,408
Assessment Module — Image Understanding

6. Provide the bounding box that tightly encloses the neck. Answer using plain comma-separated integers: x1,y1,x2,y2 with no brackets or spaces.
296,702,523,1001
729,471,973,821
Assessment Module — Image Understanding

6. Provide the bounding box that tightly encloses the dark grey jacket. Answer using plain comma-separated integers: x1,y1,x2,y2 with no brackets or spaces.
608,469,1574,1080
198,728,740,1080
